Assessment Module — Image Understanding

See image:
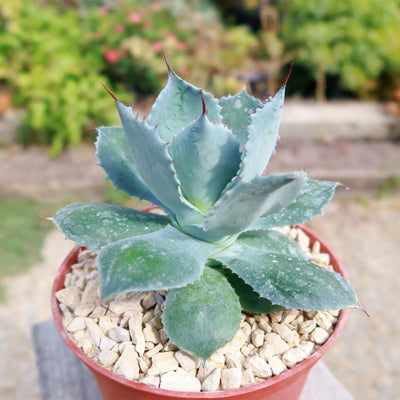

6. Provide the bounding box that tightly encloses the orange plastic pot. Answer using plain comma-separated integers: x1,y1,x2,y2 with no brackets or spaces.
51,220,350,400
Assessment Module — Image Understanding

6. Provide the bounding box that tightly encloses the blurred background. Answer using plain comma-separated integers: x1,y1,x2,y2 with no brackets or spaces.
0,1,399,399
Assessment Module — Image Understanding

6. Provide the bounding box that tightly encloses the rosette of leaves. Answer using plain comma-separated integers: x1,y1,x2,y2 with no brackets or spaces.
54,60,358,361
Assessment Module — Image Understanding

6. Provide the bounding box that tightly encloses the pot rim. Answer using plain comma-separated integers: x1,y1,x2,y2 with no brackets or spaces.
51,214,351,398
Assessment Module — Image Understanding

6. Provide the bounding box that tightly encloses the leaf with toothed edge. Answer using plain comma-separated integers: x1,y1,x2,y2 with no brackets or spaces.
214,243,359,311
202,172,307,240
53,203,170,250
95,126,167,210
168,112,241,213
115,100,205,226
162,266,242,361
239,84,286,182
148,67,222,143
97,226,215,299
246,179,339,231
219,90,263,144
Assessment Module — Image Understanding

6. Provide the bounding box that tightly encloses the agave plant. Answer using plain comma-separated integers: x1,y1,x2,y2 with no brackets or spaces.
53,60,358,361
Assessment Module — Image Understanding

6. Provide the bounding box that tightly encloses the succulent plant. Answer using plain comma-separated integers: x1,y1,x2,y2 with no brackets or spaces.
53,59,358,361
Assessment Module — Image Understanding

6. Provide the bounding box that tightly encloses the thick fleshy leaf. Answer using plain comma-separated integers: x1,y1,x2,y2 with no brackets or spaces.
162,266,242,361
95,126,165,208
53,203,170,249
239,85,286,182
148,68,221,143
237,230,307,260
116,101,205,225
247,179,339,230
203,172,307,239
215,244,358,311
97,226,214,299
219,90,263,144
168,114,241,212
222,268,284,314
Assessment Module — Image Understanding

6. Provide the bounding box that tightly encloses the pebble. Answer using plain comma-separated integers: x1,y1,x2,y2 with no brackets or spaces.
128,312,145,356
174,351,200,371
99,336,118,352
139,375,160,388
160,372,201,392
108,299,141,315
241,368,255,386
271,323,294,344
282,309,300,324
251,329,265,348
80,278,100,305
113,344,139,380
265,333,289,356
108,327,130,343
148,352,179,376
221,368,242,390
85,318,104,347
298,320,317,334
268,356,288,375
98,316,117,333
55,287,81,310
258,343,274,360
244,355,272,378
143,323,160,344
310,327,330,344
201,368,221,391
314,311,334,331
98,350,118,368
282,348,307,367
66,317,86,333
225,350,245,369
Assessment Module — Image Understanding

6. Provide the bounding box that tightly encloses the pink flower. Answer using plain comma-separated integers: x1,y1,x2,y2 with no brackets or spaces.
104,50,121,63
152,41,163,53
166,33,177,42
177,41,187,51
113,24,126,33
128,12,142,24
150,2,163,11
143,21,153,30
98,5,109,15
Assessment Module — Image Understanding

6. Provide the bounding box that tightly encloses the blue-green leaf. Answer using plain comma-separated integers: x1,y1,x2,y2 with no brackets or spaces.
95,126,165,209
53,203,170,249
97,226,214,299
222,268,284,314
163,266,242,361
116,101,205,225
240,85,286,182
168,114,241,212
148,69,221,143
219,90,263,144
215,244,358,311
248,179,339,230
237,230,307,260
203,172,307,239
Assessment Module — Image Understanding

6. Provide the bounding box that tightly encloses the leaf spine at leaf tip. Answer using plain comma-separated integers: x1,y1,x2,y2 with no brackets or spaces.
200,90,207,115
162,48,173,72
282,62,294,88
100,81,121,103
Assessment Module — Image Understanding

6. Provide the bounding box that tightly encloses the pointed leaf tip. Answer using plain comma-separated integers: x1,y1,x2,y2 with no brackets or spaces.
162,48,172,72
200,90,207,115
283,62,294,87
100,81,120,102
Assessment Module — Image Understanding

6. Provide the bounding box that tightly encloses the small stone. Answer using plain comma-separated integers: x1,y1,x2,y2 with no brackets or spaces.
241,368,255,386
257,317,272,333
90,306,106,319
282,309,300,325
99,316,117,333
218,329,247,354
221,368,242,390
298,320,316,334
201,368,221,391
205,354,225,369
258,343,274,361
328,309,340,317
99,336,118,352
239,322,252,342
251,329,265,348
59,303,72,319
282,348,307,367
142,309,154,325
174,351,200,371
74,304,95,317
148,352,179,376
160,371,201,392
85,318,104,347
145,343,163,359
139,375,160,388
298,341,315,357
244,355,272,378
265,333,289,356
109,299,141,315
129,312,145,356
85,269,99,281
314,311,334,331
311,240,321,255
98,350,119,368
56,287,81,311
113,344,139,380
269,310,283,323
159,329,169,345
310,327,330,344
80,338,94,355
138,357,149,374
143,323,160,344
163,341,178,352
296,229,310,251
77,249,95,263
225,350,245,369
108,326,130,343
72,329,88,342
268,356,287,375
142,292,157,309
271,323,294,344
145,342,155,350
66,317,86,333
80,278,100,305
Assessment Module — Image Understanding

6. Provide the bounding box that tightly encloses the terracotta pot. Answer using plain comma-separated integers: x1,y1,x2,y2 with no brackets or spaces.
51,219,350,400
